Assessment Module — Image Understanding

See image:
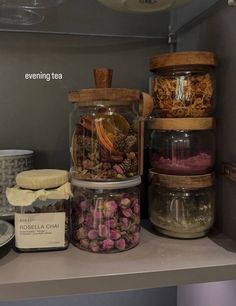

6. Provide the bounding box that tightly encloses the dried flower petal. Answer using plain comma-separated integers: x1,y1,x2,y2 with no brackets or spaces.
102,239,114,250
115,239,126,250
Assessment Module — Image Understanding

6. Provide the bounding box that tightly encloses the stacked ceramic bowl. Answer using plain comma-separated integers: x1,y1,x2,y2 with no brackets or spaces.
148,51,217,239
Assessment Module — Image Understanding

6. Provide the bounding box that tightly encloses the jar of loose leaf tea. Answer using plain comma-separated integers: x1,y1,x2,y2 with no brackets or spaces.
6,169,71,252
149,171,215,239
68,68,153,181
71,176,141,253
148,118,215,175
149,51,217,118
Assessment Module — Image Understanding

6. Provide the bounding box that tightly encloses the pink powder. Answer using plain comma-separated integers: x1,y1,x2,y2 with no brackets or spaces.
150,152,213,175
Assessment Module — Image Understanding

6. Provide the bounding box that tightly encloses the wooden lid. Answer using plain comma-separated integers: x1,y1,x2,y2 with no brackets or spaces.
150,51,217,71
68,68,141,103
148,118,215,130
149,170,215,189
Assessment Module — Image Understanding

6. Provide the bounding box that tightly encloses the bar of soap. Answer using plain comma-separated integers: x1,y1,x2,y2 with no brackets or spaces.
16,169,69,190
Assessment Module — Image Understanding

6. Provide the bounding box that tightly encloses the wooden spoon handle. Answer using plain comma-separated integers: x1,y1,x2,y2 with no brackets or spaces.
140,92,154,118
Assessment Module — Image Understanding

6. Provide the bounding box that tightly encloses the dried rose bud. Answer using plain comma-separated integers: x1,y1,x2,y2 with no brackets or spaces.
79,200,88,212
110,230,121,240
122,208,133,218
132,215,141,225
113,164,124,175
102,239,114,250
106,218,117,229
91,210,103,220
129,224,137,233
88,229,98,240
120,198,131,208
90,241,100,253
78,216,85,225
76,227,88,240
98,224,109,238
119,217,129,230
103,200,118,218
84,215,93,227
115,239,126,250
133,202,140,214
126,152,136,160
130,232,140,245
79,239,89,249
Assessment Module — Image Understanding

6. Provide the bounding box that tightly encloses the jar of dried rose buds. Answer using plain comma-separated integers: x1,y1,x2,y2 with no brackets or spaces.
71,176,141,253
148,118,215,175
6,169,71,252
68,68,153,181
149,51,217,118
149,171,215,239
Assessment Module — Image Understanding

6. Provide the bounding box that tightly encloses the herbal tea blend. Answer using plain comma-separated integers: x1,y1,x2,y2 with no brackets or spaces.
71,112,139,180
68,68,153,181
149,51,216,118
148,171,215,239
148,118,215,175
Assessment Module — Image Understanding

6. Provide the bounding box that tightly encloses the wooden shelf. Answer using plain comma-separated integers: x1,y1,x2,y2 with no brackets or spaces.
0,225,236,301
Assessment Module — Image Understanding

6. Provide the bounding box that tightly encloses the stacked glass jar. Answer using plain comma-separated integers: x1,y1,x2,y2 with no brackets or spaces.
148,51,217,239
68,68,153,253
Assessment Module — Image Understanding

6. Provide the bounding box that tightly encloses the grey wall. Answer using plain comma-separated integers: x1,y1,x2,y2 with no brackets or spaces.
0,288,177,306
0,32,168,170
0,28,176,306
177,2,236,241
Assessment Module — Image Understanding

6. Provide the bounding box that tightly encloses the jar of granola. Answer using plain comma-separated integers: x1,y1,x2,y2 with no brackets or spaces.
6,169,71,252
150,51,217,118
71,176,141,253
68,68,153,181
148,118,215,175
149,171,215,239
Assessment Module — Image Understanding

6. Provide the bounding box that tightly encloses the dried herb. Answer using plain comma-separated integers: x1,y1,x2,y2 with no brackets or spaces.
71,112,139,180
152,73,214,117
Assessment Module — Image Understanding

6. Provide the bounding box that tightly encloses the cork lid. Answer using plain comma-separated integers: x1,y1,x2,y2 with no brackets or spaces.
150,51,217,71
149,170,215,189
68,68,141,104
16,169,69,190
148,118,215,131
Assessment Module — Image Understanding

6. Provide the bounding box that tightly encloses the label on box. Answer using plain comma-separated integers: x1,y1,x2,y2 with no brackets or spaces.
15,212,65,249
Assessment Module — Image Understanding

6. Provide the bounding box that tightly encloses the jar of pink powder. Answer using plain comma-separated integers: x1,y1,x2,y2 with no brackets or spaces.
148,118,215,175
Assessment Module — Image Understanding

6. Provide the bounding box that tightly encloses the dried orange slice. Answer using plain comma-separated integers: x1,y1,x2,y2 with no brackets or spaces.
95,112,130,152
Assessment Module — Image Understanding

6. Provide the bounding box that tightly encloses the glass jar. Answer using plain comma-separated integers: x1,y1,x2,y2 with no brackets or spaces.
149,118,215,175
149,171,216,239
69,68,153,181
71,176,141,253
6,169,71,252
150,51,217,118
